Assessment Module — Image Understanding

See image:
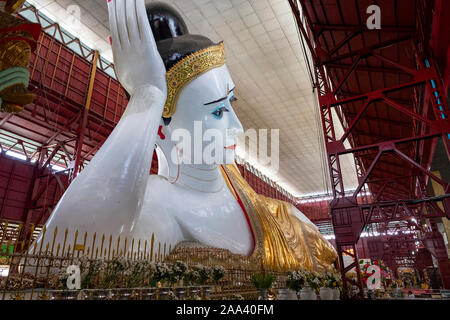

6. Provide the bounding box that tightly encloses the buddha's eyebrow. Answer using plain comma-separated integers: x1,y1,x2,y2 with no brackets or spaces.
204,86,235,106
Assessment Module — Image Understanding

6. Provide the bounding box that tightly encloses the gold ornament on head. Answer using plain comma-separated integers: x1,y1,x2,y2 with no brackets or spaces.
163,42,226,118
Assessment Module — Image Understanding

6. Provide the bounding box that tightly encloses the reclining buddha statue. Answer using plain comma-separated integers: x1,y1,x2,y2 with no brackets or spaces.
35,0,337,272
0,0,41,113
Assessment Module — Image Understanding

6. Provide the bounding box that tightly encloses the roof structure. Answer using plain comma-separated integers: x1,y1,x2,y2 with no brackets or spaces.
23,0,359,197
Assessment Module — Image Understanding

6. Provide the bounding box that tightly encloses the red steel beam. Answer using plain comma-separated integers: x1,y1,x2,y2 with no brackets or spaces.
291,0,450,296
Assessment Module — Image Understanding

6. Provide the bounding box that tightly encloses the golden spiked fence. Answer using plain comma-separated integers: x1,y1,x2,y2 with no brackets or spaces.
0,221,288,300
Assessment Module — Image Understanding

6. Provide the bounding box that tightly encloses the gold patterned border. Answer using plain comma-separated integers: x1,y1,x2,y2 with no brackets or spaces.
163,42,226,118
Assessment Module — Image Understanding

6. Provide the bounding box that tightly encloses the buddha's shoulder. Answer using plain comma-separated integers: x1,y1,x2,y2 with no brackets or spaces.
143,175,180,205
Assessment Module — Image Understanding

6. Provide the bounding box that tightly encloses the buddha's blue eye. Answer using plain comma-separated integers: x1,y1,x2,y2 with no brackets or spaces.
212,104,229,120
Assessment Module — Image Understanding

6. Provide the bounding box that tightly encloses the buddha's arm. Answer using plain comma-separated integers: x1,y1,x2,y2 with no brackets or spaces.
32,0,167,247
70,86,165,206
42,87,165,234
64,0,167,211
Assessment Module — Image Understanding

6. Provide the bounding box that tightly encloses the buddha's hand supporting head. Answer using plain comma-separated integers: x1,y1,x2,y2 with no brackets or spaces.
108,0,167,98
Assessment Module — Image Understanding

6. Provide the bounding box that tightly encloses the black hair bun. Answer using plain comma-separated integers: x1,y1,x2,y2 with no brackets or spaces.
146,1,216,70
146,2,189,41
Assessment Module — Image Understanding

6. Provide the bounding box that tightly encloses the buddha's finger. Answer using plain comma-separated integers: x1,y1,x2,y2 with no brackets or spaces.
115,0,130,47
125,0,140,45
136,0,153,44
136,0,164,70
107,0,121,50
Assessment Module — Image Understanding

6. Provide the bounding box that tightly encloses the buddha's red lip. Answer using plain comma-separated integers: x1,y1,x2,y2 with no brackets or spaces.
224,144,237,150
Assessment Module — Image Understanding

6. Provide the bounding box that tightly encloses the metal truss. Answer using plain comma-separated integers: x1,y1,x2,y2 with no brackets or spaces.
289,0,450,297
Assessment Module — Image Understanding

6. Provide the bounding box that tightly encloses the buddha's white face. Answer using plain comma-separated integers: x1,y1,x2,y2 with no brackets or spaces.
166,65,244,165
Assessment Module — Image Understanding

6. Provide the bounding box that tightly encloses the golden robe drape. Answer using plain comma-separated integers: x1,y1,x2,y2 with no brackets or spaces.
221,164,337,272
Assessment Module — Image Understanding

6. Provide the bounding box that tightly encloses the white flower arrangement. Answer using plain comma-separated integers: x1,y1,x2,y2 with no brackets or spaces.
57,268,69,282
192,264,213,285
286,270,308,291
167,261,188,284
172,261,187,273
125,260,152,288
287,270,341,291
51,254,230,291
322,272,342,288
151,262,170,283
101,256,130,288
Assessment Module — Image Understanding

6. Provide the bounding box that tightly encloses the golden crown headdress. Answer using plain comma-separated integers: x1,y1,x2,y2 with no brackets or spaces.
163,42,226,118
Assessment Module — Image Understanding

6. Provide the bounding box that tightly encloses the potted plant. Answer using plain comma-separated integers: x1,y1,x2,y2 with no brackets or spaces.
250,273,276,300
299,271,318,300
151,262,170,300
183,268,198,286
284,270,306,300
308,272,322,300
332,273,342,300
194,264,212,286
194,264,213,298
319,273,334,300
151,262,170,286
168,261,187,286
286,270,315,300
211,266,226,294
184,268,200,298
319,272,341,300
212,266,226,285
169,261,187,299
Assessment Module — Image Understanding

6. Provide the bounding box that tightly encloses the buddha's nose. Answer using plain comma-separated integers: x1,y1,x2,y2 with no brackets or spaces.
228,108,244,136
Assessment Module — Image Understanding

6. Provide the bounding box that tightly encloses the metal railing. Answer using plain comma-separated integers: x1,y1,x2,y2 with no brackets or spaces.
0,222,288,300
